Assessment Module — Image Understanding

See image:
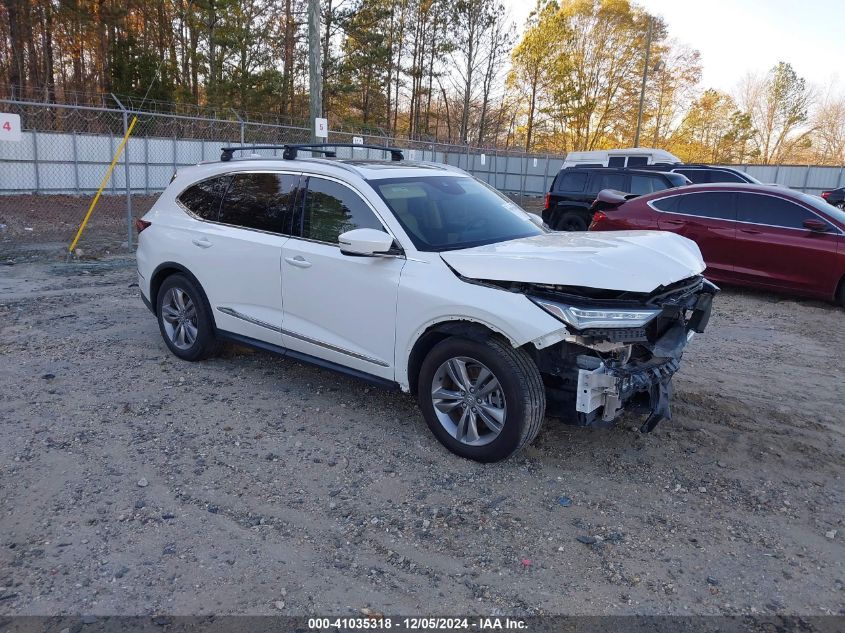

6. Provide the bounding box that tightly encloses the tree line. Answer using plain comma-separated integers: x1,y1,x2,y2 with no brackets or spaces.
1,0,843,165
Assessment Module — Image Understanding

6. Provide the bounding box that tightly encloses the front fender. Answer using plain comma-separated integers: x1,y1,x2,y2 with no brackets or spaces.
393,260,565,391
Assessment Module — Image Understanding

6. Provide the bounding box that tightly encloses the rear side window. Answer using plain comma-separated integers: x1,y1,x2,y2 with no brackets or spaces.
674,169,710,184
178,175,231,220
608,156,625,167
218,172,299,233
626,156,648,167
630,175,667,195
676,192,736,220
736,193,816,229
297,177,386,243
556,171,588,192
710,170,747,184
651,195,680,213
590,172,627,192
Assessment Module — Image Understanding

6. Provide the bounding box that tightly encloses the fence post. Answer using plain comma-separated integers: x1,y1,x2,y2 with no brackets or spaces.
112,94,134,249
542,153,550,194
801,164,811,193
232,108,245,146
72,130,80,194
32,129,40,193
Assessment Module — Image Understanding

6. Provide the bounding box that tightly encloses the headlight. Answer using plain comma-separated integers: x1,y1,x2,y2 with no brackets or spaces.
531,298,661,330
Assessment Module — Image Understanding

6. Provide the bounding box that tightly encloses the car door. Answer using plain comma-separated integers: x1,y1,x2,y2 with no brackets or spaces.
280,175,405,380
178,171,298,344
732,192,839,295
655,191,737,278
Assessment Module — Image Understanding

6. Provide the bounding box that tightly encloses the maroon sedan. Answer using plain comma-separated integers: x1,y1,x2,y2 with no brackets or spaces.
589,183,845,305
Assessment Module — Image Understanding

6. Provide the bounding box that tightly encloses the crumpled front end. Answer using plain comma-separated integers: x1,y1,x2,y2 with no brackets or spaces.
527,275,718,432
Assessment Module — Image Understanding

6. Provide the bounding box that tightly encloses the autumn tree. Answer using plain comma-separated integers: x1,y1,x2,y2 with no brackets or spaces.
737,62,814,164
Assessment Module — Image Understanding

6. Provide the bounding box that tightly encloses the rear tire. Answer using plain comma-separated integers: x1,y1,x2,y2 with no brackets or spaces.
556,211,589,232
837,277,845,308
156,274,219,361
417,336,545,462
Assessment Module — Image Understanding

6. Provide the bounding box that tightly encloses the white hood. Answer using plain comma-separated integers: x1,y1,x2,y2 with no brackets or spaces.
440,231,706,294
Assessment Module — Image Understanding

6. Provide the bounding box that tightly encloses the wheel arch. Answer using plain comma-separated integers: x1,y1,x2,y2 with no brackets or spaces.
150,262,216,328
406,319,520,396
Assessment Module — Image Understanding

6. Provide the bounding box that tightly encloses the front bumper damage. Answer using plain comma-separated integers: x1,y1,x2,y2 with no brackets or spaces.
537,277,717,433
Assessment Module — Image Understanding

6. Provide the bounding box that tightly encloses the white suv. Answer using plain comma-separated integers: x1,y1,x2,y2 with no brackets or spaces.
136,143,716,462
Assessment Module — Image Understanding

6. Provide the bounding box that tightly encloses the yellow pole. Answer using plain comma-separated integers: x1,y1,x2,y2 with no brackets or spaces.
68,115,139,253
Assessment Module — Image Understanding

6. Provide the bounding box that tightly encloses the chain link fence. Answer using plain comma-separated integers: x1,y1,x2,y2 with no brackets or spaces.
3,97,845,263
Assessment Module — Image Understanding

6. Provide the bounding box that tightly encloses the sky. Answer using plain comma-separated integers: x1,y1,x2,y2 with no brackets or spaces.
500,0,842,94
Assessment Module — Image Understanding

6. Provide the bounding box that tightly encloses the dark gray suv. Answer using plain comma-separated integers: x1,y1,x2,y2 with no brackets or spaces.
542,167,690,231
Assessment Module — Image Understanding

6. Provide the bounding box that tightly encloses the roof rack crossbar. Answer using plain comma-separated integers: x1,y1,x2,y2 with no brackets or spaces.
220,143,404,162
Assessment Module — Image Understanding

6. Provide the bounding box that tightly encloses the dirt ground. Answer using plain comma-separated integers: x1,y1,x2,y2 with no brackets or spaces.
0,256,843,618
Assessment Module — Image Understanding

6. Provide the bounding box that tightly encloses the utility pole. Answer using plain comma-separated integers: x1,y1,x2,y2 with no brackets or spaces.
308,0,323,145
634,17,653,148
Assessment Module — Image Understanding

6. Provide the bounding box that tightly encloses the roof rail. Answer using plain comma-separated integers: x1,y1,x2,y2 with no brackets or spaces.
220,143,404,162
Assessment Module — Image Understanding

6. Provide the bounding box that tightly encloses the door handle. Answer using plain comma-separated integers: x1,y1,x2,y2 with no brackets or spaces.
739,228,760,234
284,255,312,269
192,237,212,248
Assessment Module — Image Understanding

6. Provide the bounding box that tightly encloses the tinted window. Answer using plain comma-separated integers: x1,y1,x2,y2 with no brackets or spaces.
709,170,747,184
608,156,625,167
736,193,816,229
795,192,845,226
630,175,667,195
557,171,588,192
676,192,735,220
298,177,385,243
178,175,231,220
626,156,648,166
590,172,627,192
218,172,299,233
372,176,543,252
666,172,691,187
651,195,680,213
674,169,710,184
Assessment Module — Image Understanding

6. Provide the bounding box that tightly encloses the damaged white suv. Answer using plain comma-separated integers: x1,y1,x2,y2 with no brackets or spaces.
136,144,716,462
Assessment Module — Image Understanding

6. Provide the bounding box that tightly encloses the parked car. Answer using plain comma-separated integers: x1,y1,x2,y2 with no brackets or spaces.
637,163,761,185
136,143,716,462
542,167,690,231
589,183,845,305
562,148,682,168
821,186,845,209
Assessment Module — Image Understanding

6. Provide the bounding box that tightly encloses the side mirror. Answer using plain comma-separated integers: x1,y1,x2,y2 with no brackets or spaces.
338,228,396,256
803,218,829,233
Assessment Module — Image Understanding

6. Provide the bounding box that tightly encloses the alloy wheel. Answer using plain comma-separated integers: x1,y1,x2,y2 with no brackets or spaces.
430,356,507,446
160,287,198,350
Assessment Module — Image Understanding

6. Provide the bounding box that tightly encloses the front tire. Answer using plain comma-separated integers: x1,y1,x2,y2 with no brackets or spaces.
156,274,218,361
417,336,545,462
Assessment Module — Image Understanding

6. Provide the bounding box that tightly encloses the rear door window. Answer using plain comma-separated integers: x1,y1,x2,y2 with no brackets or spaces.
710,170,747,184
590,172,628,192
674,169,710,184
296,177,386,243
630,175,668,195
556,171,588,192
218,172,299,233
178,175,232,221
736,193,817,229
626,156,648,167
676,192,736,220
608,156,625,167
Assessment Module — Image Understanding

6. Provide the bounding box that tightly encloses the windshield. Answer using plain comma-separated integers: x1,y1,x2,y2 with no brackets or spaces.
796,192,845,226
370,176,544,251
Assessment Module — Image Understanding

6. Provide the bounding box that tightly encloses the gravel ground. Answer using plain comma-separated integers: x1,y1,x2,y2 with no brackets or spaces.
0,256,843,617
